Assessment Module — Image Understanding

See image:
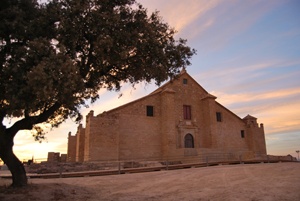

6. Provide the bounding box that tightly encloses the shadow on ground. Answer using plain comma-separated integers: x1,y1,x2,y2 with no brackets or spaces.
0,182,92,201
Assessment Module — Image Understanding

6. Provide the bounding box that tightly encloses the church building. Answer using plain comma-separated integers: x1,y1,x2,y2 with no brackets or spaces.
67,70,267,163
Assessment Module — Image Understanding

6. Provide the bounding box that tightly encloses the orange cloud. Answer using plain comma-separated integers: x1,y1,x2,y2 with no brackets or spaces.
210,87,300,136
139,0,221,32
213,87,300,106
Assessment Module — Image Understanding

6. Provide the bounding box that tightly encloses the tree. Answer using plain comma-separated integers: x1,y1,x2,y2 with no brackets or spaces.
0,0,195,187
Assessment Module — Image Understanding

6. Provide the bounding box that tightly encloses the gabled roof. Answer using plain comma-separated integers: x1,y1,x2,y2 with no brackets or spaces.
96,89,160,117
243,114,257,120
215,101,244,122
201,93,217,100
150,68,209,95
95,70,245,124
97,69,209,117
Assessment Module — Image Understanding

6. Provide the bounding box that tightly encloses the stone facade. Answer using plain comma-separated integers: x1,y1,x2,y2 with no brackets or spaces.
67,70,267,162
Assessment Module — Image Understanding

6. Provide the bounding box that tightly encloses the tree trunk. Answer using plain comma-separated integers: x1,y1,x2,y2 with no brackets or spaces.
0,130,28,187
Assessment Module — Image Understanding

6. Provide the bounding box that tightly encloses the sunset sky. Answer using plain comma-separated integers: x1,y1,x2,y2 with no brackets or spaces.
8,0,300,162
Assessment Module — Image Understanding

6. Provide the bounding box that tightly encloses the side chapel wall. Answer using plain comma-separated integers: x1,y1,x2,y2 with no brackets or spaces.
85,111,119,162
115,93,162,161
214,103,248,152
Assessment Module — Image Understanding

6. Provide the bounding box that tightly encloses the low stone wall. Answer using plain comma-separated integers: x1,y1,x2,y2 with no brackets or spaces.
25,161,164,174
26,162,106,174
25,153,297,174
266,155,297,162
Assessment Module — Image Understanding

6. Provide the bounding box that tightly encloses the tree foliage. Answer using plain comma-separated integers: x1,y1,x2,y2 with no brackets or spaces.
0,0,195,187
0,0,195,138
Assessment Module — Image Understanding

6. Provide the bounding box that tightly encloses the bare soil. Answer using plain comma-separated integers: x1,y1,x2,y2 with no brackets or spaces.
0,163,299,201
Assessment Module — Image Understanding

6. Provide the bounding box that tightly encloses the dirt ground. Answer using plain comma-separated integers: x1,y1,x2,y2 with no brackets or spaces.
0,162,299,201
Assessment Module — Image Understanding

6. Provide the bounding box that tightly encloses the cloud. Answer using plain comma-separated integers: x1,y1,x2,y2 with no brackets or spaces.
198,60,280,81
195,58,300,94
13,124,71,160
186,0,285,52
258,101,300,135
213,87,300,106
266,131,300,157
139,0,221,32
81,83,157,122
206,57,300,80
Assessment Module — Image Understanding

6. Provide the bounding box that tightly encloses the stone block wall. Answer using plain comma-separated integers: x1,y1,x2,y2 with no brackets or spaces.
67,70,267,163
86,115,119,161
213,102,248,152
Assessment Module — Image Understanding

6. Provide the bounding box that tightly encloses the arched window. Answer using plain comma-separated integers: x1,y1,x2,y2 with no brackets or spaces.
184,134,194,148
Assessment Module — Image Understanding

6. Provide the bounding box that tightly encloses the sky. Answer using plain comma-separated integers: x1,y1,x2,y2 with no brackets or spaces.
6,0,300,162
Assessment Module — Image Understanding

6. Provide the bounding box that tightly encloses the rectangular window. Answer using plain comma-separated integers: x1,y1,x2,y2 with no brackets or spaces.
216,112,222,122
146,105,154,117
183,78,188,84
183,105,191,120
241,130,245,138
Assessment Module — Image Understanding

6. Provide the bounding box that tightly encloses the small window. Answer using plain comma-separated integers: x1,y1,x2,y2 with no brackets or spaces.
147,105,154,117
216,112,222,122
183,78,188,84
183,105,191,120
146,105,154,116
241,130,245,138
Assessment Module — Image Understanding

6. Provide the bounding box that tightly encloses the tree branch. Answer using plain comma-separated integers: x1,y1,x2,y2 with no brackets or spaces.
6,103,61,138
0,109,6,129
0,109,5,120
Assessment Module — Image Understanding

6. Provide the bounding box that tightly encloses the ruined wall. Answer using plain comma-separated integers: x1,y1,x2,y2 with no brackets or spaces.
47,152,60,162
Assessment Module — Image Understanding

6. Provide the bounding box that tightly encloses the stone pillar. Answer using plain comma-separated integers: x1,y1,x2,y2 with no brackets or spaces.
160,88,176,160
75,124,85,162
201,94,216,148
243,115,267,157
84,110,94,162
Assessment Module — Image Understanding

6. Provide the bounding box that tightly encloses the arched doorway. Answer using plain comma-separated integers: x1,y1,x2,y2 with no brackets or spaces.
184,134,194,148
